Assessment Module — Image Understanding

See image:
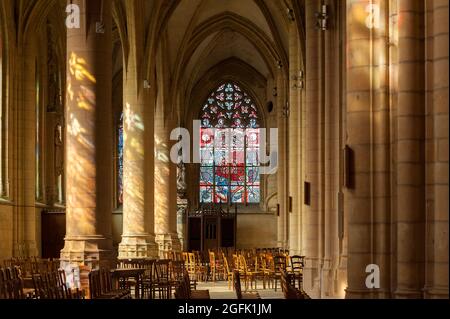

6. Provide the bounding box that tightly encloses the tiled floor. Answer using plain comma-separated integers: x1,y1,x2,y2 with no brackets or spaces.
196,281,285,299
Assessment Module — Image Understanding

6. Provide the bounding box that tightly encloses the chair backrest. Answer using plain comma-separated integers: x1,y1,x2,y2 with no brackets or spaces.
182,270,192,299
233,270,243,299
155,260,171,282
171,260,185,282
274,255,287,273
222,254,231,274
290,256,305,272
33,273,49,299
141,259,155,280
239,255,248,273
232,254,239,270
99,268,113,294
88,269,101,299
209,252,216,269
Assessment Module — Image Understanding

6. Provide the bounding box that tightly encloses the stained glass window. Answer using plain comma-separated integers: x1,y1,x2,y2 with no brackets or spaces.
117,113,124,205
200,82,261,204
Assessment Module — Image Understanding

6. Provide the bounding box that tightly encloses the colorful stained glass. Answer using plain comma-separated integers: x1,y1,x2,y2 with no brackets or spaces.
246,150,259,166
200,167,214,186
246,129,260,147
200,186,213,203
199,82,261,204
200,149,214,165
200,82,260,129
246,167,260,185
246,187,260,203
200,129,214,147
214,149,230,166
231,150,245,166
215,186,229,203
230,166,245,184
231,186,245,203
118,113,124,205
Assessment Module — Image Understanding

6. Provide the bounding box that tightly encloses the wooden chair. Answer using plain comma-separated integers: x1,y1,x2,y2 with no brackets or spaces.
239,255,262,291
233,270,260,299
141,259,156,299
222,254,234,290
261,255,275,289
153,260,172,299
170,260,185,297
208,251,215,282
290,256,305,289
273,255,287,292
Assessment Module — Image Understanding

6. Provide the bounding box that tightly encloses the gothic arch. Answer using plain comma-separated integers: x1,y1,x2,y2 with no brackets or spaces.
186,58,268,129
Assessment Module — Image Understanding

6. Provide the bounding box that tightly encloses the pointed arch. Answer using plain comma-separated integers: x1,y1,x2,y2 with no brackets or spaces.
199,81,261,205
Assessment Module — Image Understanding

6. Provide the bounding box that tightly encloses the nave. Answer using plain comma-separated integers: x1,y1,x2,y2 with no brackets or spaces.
0,0,448,300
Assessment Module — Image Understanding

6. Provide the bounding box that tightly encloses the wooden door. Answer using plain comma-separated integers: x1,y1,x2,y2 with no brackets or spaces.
203,217,218,251
41,211,66,259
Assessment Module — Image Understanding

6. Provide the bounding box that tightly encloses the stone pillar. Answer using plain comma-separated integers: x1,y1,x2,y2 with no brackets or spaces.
61,0,114,267
424,0,449,299
155,112,181,256
345,0,373,298
288,23,300,255
303,0,321,297
276,70,288,249
176,200,188,251
13,37,39,258
322,0,342,298
118,0,157,259
394,0,426,299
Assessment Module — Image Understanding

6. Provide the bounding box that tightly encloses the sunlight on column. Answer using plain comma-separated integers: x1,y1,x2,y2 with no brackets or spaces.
66,52,99,236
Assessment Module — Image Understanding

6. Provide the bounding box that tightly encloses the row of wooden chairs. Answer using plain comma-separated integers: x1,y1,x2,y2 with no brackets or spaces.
89,269,131,299
117,259,194,299
32,270,84,299
158,249,305,295
0,267,27,299
3,257,60,278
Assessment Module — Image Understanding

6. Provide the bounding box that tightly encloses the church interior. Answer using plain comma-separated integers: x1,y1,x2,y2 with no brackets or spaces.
0,0,448,300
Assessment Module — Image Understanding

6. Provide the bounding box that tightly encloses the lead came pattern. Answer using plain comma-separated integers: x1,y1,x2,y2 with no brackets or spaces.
199,82,261,204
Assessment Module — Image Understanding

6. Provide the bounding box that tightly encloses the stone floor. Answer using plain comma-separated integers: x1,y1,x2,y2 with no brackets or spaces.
196,280,285,299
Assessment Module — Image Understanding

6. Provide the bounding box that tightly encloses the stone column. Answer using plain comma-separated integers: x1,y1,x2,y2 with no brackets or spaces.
288,23,300,255
394,0,426,299
276,70,288,249
303,0,321,297
155,111,181,256
424,0,449,300
345,0,373,298
13,37,40,258
118,0,157,259
61,0,114,267
322,0,342,298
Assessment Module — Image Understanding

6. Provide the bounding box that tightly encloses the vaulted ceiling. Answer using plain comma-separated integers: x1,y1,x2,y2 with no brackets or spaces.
163,0,290,85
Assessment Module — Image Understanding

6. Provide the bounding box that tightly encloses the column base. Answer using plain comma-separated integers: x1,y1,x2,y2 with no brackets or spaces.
423,287,449,299
60,235,114,269
156,233,182,257
118,234,158,259
394,288,423,299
